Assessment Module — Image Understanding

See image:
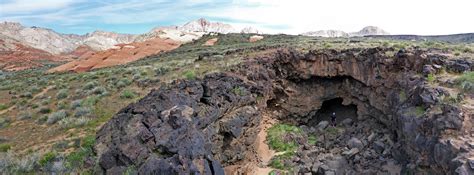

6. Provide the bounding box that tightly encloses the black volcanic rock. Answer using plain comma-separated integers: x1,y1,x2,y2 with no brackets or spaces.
95,48,473,174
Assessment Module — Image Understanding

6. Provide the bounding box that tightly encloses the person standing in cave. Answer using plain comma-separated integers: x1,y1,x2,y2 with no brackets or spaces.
331,112,337,127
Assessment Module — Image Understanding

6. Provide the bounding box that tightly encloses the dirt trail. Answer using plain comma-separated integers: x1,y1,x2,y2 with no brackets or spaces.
224,112,278,174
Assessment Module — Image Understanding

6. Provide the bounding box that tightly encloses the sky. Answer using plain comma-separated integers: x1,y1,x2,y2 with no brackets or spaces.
0,0,473,35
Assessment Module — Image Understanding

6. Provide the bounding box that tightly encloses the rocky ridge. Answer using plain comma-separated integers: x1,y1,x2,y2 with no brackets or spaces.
94,47,473,174
0,19,259,56
302,26,389,37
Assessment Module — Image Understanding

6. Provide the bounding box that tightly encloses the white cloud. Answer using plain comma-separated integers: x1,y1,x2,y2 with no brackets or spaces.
1,0,81,14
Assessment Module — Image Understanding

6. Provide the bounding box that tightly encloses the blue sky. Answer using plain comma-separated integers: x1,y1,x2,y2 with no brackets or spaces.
1,0,473,35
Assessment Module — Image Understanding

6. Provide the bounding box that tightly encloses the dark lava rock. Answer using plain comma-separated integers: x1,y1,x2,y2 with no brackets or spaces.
95,48,472,174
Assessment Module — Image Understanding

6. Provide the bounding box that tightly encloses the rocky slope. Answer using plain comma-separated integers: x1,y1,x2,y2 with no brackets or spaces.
0,22,81,54
48,38,180,72
94,48,473,174
0,34,70,71
302,26,389,37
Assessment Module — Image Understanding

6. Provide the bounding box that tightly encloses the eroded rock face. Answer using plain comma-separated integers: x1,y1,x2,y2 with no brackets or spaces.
95,48,473,174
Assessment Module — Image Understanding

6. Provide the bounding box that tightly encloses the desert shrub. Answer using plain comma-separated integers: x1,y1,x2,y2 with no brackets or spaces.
116,78,132,89
231,86,245,96
0,104,8,110
427,74,435,83
82,96,100,107
56,89,68,100
120,89,136,99
154,66,171,76
70,100,82,110
0,143,11,152
31,103,39,109
20,92,33,98
58,117,90,129
35,115,48,124
132,73,141,81
456,71,474,93
268,152,295,170
0,118,10,128
38,107,51,114
39,152,56,167
46,110,68,125
74,107,91,118
0,151,40,173
57,101,68,110
90,87,107,96
65,136,95,169
30,86,41,94
83,81,98,90
41,98,51,105
17,112,32,120
183,70,196,80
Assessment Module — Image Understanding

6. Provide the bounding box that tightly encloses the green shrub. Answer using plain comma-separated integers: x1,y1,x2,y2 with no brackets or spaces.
120,89,136,99
46,110,67,124
57,101,68,110
183,70,196,80
83,81,98,90
20,92,33,98
17,112,32,120
0,118,10,128
456,71,474,93
0,104,8,110
70,100,82,109
65,135,95,169
399,91,407,102
267,124,302,152
268,152,295,170
308,135,317,145
0,143,11,152
56,89,68,99
74,107,91,118
59,117,90,129
41,98,51,105
90,87,107,96
427,74,435,83
39,152,56,167
82,96,100,107
231,86,244,96
38,107,51,114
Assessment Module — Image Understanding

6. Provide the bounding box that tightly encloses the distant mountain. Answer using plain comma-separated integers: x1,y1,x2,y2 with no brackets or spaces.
179,18,237,34
301,26,389,37
301,30,349,37
0,18,262,71
240,26,261,34
0,22,138,54
82,30,136,51
350,26,389,36
0,34,70,71
0,22,81,54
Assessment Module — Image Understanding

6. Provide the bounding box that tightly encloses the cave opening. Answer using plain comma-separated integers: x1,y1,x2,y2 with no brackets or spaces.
308,97,358,126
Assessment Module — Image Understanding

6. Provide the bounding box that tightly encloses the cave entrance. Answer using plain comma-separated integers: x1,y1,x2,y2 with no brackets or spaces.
309,97,358,126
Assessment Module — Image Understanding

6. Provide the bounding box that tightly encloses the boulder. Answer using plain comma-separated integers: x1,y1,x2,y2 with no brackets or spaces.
317,121,330,131
348,137,364,150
